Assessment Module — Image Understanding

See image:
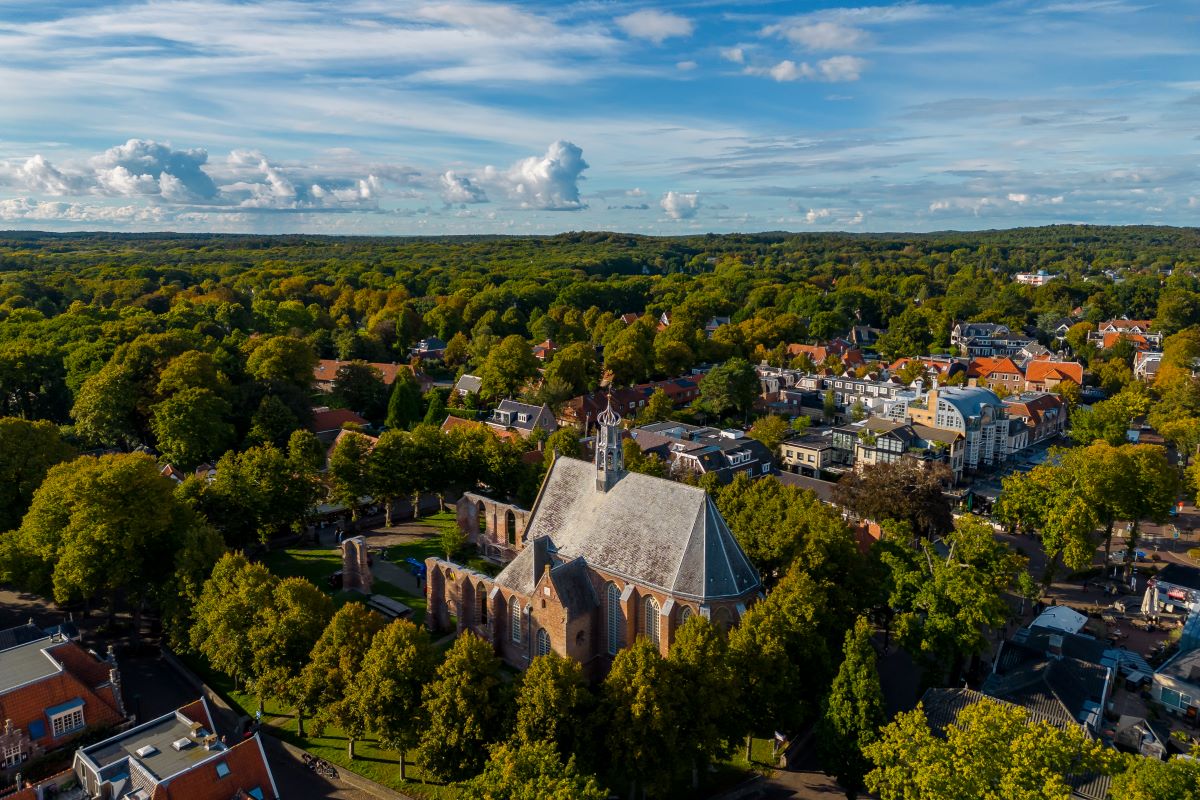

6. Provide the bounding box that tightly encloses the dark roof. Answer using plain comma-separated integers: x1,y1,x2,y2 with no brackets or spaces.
1155,563,1200,592
982,656,1108,730
548,558,598,619
774,472,838,504
496,456,760,602
0,623,51,651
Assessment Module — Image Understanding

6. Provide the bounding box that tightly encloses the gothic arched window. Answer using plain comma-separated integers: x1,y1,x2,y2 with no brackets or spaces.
606,583,622,655
643,596,660,646
510,601,521,643
679,605,693,625
476,501,487,534
506,510,517,545
477,582,488,625
536,628,551,657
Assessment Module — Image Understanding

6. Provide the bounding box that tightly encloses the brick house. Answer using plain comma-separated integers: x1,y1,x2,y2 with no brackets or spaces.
73,699,278,800
426,401,761,679
312,359,432,394
1088,320,1163,350
558,374,703,429
1002,392,1068,444
0,626,127,774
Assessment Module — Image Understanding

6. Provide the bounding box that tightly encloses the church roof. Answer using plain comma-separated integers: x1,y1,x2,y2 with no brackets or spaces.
495,456,760,602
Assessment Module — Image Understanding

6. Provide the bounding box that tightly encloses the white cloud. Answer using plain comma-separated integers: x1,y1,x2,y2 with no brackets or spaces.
482,140,589,210
0,197,168,223
676,60,698,71
764,21,868,50
91,139,219,200
720,46,746,63
661,190,700,219
1007,192,1029,203
4,155,81,195
750,56,866,83
804,207,831,223
615,10,694,44
440,170,487,204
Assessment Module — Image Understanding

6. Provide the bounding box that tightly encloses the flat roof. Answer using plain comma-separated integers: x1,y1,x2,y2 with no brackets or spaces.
0,637,60,693
84,711,217,781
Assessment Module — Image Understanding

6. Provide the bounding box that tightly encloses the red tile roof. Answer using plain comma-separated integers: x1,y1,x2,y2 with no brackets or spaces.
1100,331,1150,350
309,407,369,433
440,415,521,443
151,736,278,800
973,357,1021,378
313,360,432,390
1025,361,1083,385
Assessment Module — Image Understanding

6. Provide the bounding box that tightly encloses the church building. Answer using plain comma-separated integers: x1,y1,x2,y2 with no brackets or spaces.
425,400,762,678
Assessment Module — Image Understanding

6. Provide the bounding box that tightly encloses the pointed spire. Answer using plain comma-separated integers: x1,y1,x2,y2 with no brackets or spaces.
595,394,625,492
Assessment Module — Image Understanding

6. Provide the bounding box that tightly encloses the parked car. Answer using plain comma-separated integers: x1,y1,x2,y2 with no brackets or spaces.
1108,550,1148,563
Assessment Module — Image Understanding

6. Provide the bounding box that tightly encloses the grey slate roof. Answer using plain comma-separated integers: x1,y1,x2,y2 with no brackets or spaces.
982,656,1108,730
549,557,599,619
0,636,60,693
454,374,482,395
495,456,760,602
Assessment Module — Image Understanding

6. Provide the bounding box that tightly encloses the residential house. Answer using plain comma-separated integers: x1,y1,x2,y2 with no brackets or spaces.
786,341,864,370
309,407,369,445
758,366,917,421
632,421,775,484
1003,392,1068,444
618,312,642,325
531,339,557,362
410,337,447,361
830,418,964,482
848,325,884,347
904,386,1011,470
1134,351,1163,382
950,322,1036,358
1151,648,1200,724
452,373,482,399
313,359,432,394
486,400,558,439
558,374,703,429
73,698,278,800
888,355,969,383
1023,360,1084,392
1014,270,1059,286
1088,320,1163,351
425,402,762,679
0,627,127,775
779,433,838,477
969,356,1025,394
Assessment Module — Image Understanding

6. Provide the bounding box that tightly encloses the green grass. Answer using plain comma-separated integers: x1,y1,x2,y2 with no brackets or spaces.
262,546,428,624
386,526,501,577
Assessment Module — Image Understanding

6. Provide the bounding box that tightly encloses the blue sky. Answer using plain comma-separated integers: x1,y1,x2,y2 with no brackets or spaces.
0,0,1195,234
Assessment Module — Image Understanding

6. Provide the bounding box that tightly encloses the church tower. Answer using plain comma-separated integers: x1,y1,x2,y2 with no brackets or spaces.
595,396,625,492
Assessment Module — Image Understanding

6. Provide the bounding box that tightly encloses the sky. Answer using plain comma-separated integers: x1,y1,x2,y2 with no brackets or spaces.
0,0,1195,235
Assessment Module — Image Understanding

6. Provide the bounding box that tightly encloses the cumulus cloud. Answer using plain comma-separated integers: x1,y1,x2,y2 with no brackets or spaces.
764,21,868,50
91,139,219,201
616,10,695,43
720,46,746,63
481,140,589,210
219,152,384,210
440,171,488,204
0,197,168,223
2,155,83,195
804,207,831,223
661,190,700,219
749,55,867,82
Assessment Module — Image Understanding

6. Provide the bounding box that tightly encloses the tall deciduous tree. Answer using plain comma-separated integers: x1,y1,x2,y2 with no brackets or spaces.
346,619,436,778
0,417,74,532
835,460,954,539
249,577,334,708
463,740,608,800
296,602,386,750
816,617,886,799
479,335,539,401
246,335,318,389
1109,754,1200,800
864,699,1121,800
0,453,222,637
698,357,759,418
418,632,507,781
191,553,279,692
543,341,600,398
668,616,737,789
0,341,71,422
334,361,389,421
150,387,235,469
384,367,423,429
328,431,375,525
515,652,592,759
602,637,682,799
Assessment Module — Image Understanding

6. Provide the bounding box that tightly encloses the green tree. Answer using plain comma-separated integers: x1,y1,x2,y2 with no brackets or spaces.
0,453,222,638
385,367,423,429
328,431,375,525
0,417,74,532
698,357,759,418
635,388,675,425
72,363,139,448
249,577,334,710
834,460,954,539
864,698,1121,800
190,553,279,692
515,652,591,759
246,393,301,447
480,335,539,401
748,414,789,455
335,361,390,421
668,615,737,789
346,619,436,778
246,335,318,388
157,350,225,396
369,430,415,527
288,428,326,473
1109,754,1200,800
422,389,447,426
0,340,71,422
297,602,387,751
463,740,607,800
150,387,235,469
443,331,471,367
543,341,599,398
418,632,507,781
603,637,682,798
816,617,886,799
623,438,668,478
